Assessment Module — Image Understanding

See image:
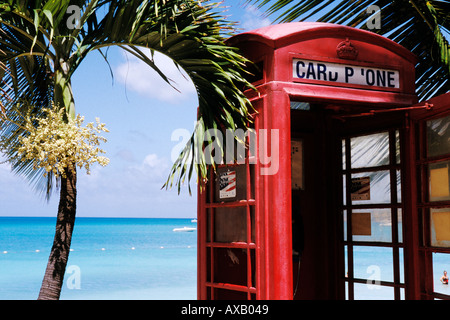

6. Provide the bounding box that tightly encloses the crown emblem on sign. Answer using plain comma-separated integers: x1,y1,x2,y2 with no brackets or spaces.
336,38,358,60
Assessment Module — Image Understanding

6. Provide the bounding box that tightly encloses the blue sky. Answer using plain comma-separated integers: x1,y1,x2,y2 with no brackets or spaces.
0,1,271,218
1,2,447,218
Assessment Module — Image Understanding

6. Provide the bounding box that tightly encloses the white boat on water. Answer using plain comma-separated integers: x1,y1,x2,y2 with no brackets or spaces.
173,226,197,232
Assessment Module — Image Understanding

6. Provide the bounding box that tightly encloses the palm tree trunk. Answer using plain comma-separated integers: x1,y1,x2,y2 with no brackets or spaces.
38,165,77,300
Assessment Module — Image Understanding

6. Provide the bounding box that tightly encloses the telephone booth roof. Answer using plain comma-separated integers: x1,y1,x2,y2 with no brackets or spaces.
229,22,416,63
228,22,418,106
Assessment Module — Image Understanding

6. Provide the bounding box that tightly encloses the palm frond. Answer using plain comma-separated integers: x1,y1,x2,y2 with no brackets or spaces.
1,0,254,196
0,8,56,199
77,0,255,193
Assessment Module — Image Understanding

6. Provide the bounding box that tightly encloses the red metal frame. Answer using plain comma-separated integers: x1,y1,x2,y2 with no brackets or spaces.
408,93,450,300
197,109,260,299
195,22,443,300
341,126,405,300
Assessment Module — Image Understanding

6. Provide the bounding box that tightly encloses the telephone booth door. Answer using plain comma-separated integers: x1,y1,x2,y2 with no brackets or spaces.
331,92,450,300
406,92,450,300
290,94,450,300
335,110,408,300
290,102,411,300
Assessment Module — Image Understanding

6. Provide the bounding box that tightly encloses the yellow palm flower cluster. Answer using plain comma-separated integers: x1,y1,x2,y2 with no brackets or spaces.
18,105,110,178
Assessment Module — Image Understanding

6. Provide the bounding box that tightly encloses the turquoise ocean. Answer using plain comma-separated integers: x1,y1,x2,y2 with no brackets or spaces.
0,217,197,300
0,217,448,300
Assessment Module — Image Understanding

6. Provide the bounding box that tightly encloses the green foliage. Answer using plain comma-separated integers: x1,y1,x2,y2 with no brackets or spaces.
0,0,254,197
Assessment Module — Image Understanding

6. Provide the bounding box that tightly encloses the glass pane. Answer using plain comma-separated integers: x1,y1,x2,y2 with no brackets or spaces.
342,139,346,170
400,288,405,300
427,114,450,157
344,245,348,278
429,161,450,202
290,101,311,111
354,283,395,300
345,281,349,300
343,210,347,241
396,130,401,164
430,208,450,247
343,175,347,206
351,132,390,168
398,208,403,243
214,207,247,243
353,246,394,282
214,248,248,286
433,253,450,296
351,209,392,242
399,248,405,284
397,170,402,203
351,171,391,205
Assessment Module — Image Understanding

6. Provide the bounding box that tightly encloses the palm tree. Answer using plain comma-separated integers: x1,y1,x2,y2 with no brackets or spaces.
0,0,253,300
248,0,450,101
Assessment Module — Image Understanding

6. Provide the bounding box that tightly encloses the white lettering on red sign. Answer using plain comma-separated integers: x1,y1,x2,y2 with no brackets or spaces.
293,59,400,89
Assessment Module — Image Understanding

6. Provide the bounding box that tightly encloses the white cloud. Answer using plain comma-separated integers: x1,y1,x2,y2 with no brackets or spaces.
142,154,164,168
80,152,169,192
115,50,196,103
240,5,271,31
75,151,196,217
0,148,194,218
130,154,169,187
115,149,136,163
137,153,170,178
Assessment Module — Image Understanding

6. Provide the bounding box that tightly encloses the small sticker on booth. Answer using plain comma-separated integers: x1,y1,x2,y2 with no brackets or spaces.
219,170,237,199
291,139,304,190
351,177,371,201
432,210,450,242
352,212,372,236
430,166,450,200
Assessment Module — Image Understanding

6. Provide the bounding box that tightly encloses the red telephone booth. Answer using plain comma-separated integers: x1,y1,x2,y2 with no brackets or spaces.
197,22,450,300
